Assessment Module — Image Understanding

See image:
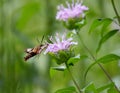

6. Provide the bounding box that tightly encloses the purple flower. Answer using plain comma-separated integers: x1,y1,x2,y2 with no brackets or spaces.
44,33,77,54
56,0,88,21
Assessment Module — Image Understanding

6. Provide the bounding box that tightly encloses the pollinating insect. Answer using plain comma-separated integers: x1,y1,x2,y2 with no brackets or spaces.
24,36,48,61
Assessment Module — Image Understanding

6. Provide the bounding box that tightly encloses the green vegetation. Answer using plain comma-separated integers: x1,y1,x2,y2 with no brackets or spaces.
0,0,120,93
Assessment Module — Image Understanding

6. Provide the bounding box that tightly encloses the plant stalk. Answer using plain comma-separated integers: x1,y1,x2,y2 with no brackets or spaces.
65,62,82,93
111,0,120,25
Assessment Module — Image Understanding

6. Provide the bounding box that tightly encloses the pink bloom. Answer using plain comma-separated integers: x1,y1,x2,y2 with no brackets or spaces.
56,0,88,21
44,33,77,54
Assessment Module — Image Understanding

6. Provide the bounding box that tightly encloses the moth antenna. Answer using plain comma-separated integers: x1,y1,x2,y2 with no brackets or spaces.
40,35,45,44
36,37,40,43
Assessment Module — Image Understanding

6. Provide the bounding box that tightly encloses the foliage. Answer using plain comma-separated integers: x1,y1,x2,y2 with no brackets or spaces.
0,0,120,93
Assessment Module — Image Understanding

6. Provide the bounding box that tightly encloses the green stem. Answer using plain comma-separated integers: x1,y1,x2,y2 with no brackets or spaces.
111,0,120,25
65,62,82,93
76,31,120,93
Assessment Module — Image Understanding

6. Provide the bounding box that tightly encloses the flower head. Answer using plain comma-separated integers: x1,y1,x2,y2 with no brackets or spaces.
56,0,88,21
44,33,77,54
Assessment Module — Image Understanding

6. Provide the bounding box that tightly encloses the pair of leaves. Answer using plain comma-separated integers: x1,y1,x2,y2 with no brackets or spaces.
83,82,116,93
89,18,119,53
96,29,119,52
89,18,113,35
97,83,118,93
50,54,81,77
55,82,117,93
84,54,120,80
82,82,98,93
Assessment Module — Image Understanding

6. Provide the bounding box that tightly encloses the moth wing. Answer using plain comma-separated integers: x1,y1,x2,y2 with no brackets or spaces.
25,48,33,53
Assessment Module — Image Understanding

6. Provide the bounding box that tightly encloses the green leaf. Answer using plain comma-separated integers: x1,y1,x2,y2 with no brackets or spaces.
101,18,113,37
75,19,86,29
89,18,113,34
64,17,86,30
97,54,120,64
50,66,66,78
97,83,114,92
50,68,57,78
51,66,66,71
107,87,118,93
89,19,102,34
84,54,120,80
96,29,119,53
67,54,80,65
82,82,98,93
55,86,76,93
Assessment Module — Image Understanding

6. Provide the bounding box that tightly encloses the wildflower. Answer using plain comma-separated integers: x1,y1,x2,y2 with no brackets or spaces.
44,33,77,64
44,33,77,54
56,0,88,21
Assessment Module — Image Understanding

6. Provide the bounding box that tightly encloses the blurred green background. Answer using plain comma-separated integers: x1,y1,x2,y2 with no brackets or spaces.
0,0,120,93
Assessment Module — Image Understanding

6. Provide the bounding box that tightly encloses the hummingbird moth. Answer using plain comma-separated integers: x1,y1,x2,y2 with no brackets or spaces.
24,36,48,61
